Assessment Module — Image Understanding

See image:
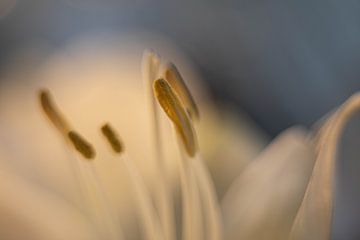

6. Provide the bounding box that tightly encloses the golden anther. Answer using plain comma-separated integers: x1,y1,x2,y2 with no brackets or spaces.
164,63,199,120
39,89,70,133
101,123,123,153
153,78,197,157
68,131,96,159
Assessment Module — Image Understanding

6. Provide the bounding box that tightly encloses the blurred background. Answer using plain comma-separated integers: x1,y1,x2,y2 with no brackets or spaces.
0,0,359,239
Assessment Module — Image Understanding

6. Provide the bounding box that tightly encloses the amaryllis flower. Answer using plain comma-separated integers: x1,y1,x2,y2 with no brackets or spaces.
0,34,358,240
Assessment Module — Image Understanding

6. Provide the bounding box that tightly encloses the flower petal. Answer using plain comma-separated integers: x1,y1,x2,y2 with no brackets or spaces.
289,93,360,240
222,127,316,240
0,159,97,240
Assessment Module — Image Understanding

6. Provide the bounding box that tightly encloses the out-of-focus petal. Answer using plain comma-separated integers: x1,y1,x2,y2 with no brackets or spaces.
0,153,96,240
221,127,315,240
289,93,360,240
199,105,269,198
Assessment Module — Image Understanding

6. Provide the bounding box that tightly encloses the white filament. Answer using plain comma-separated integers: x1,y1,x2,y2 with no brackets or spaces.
116,153,165,240
142,50,176,240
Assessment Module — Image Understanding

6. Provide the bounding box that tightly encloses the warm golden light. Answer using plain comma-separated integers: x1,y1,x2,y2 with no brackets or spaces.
0,33,358,240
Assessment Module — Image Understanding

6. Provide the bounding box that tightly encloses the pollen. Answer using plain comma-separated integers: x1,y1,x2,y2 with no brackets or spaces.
101,123,123,153
153,78,197,157
164,63,199,120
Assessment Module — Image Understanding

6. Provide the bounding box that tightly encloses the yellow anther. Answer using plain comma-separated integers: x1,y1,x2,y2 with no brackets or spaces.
164,63,199,120
101,123,123,153
39,89,70,133
153,78,197,157
68,131,96,159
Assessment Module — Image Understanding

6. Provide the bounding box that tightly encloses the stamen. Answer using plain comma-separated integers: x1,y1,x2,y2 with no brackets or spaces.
38,89,122,239
101,123,123,153
68,131,95,159
164,63,199,120
153,78,197,157
39,89,70,133
143,50,176,240
103,124,165,240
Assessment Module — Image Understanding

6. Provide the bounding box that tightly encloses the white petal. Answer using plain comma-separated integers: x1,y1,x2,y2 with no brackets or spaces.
0,159,97,240
222,127,315,240
199,106,269,198
289,94,360,240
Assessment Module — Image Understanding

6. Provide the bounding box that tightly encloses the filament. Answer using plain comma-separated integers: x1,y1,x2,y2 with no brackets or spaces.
193,155,223,240
176,141,204,240
142,50,176,240
101,123,165,240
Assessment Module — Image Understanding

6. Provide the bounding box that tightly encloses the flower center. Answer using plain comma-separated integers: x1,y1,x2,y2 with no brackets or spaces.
38,50,223,240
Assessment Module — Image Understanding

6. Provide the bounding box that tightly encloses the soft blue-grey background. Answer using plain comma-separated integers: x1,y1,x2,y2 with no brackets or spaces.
0,1,359,239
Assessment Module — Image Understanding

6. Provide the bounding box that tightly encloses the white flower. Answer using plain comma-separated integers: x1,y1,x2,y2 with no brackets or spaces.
0,33,358,240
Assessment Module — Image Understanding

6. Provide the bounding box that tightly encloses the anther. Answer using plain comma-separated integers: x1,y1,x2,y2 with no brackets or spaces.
39,89,70,133
101,123,123,153
164,63,199,120
153,78,197,157
68,131,96,159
